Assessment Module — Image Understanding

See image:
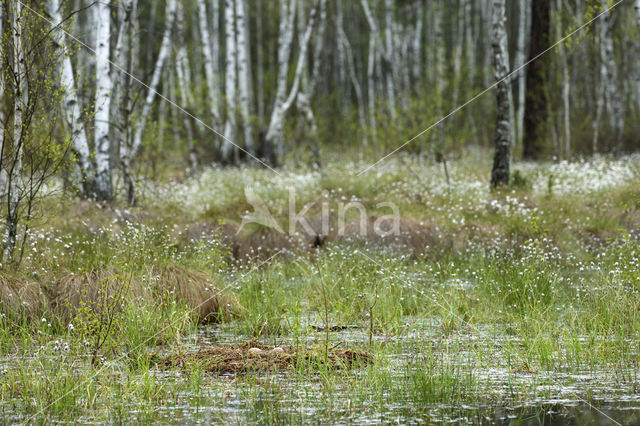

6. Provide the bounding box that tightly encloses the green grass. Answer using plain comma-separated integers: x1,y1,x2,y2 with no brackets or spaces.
0,151,639,423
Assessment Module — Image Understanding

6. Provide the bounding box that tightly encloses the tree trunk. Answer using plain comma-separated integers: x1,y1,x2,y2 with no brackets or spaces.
383,0,396,118
515,0,530,147
599,0,624,151
175,1,198,170
636,0,640,112
4,1,26,262
236,0,254,154
491,0,512,187
47,0,96,198
555,0,571,159
264,0,317,165
412,2,423,86
433,0,446,157
222,0,238,162
361,0,395,119
297,0,327,168
339,21,368,150
124,0,177,205
197,0,221,137
93,0,113,201
367,36,376,142
523,0,550,160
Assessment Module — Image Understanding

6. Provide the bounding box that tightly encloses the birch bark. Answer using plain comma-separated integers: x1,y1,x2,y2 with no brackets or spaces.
236,0,254,153
47,0,95,197
361,0,395,119
296,0,327,167
599,0,624,150
491,0,512,187
264,0,317,164
515,0,529,146
197,0,221,130
339,26,368,149
93,0,113,200
222,0,238,161
176,1,198,170
636,0,640,111
124,0,177,205
4,1,26,261
555,0,570,158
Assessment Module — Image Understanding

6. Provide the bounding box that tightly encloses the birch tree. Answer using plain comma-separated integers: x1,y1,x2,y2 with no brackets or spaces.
264,0,317,164
93,0,113,200
175,1,198,170
47,0,96,198
554,0,571,158
112,0,137,174
221,0,238,161
123,0,177,205
490,0,512,187
636,0,640,111
3,1,26,261
361,0,396,119
523,0,550,160
599,0,624,150
515,0,530,146
197,0,221,140
236,0,254,154
338,16,368,149
296,0,327,167
0,3,6,195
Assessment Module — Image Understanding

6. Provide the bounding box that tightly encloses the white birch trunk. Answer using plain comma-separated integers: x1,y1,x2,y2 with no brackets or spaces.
112,0,136,191
451,1,464,107
4,1,26,262
464,0,475,88
0,3,5,196
515,0,529,146
297,0,327,167
434,0,446,155
339,26,368,149
412,3,423,85
197,0,221,129
222,0,238,160
47,0,95,197
93,0,113,200
263,0,296,163
599,0,624,149
361,0,395,119
383,0,396,118
490,0,512,187
236,0,254,153
636,0,640,111
336,0,347,89
264,0,316,163
367,36,376,138
176,1,198,170
256,0,265,121
125,0,177,204
555,0,571,158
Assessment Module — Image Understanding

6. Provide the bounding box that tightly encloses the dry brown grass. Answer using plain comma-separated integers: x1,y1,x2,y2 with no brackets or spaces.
327,215,441,257
0,274,46,321
235,225,296,263
50,267,143,322
159,340,373,374
50,265,238,324
156,264,240,324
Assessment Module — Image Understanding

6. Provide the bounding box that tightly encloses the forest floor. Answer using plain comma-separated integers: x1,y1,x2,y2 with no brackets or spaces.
1,149,640,423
